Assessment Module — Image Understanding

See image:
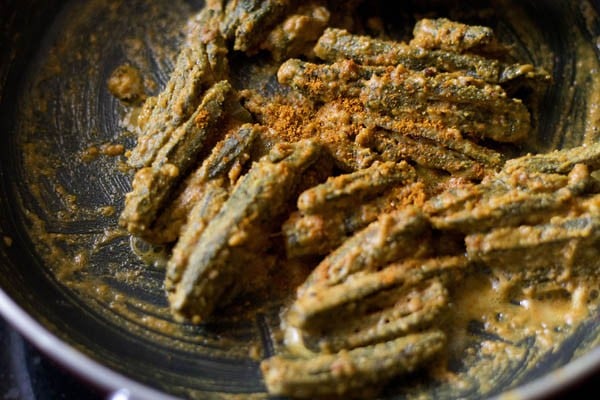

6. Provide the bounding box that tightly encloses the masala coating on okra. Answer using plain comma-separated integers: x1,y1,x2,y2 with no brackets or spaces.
169,140,321,323
427,146,600,233
113,7,589,398
296,208,432,294
278,58,532,143
284,183,426,258
128,40,215,169
220,0,298,52
296,160,415,213
144,123,259,244
164,124,261,283
410,18,499,54
261,330,446,398
466,213,600,283
120,81,237,236
314,27,551,86
287,256,468,335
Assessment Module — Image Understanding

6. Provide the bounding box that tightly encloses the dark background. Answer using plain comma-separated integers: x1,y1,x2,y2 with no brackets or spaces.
0,315,102,400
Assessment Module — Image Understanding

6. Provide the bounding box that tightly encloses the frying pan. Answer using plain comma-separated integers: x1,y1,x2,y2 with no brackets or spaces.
1,0,600,399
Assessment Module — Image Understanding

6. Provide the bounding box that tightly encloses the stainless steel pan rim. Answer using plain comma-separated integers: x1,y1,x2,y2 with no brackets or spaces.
0,289,177,400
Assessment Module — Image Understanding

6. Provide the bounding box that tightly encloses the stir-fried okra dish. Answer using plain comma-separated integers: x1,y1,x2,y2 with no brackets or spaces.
112,1,600,397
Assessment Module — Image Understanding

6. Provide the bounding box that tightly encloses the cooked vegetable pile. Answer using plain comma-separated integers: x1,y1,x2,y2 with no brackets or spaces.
114,1,600,397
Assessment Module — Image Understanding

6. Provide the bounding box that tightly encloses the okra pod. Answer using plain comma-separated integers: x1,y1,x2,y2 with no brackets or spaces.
302,279,448,353
314,28,503,82
314,28,550,86
503,142,600,175
141,123,258,245
261,330,445,398
284,184,423,258
120,81,234,236
363,129,488,179
128,41,215,168
410,18,497,54
360,66,531,143
169,140,321,322
297,161,415,213
288,256,467,330
297,208,432,295
466,214,600,282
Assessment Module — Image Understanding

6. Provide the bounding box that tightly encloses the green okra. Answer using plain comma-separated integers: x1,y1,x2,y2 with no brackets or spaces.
120,81,234,236
314,28,550,85
284,185,416,258
364,100,521,145
503,142,600,175
360,66,531,143
318,134,379,171
165,181,229,291
430,186,575,233
365,113,504,168
278,58,531,143
261,330,445,398
142,123,258,245
427,150,599,233
410,17,497,54
466,213,600,281
314,28,503,82
192,0,230,81
128,41,216,169
288,256,467,330
262,3,331,61
220,0,247,40
363,129,488,179
302,279,448,353
297,161,416,213
296,208,432,295
221,0,297,52
169,140,321,323
277,58,380,101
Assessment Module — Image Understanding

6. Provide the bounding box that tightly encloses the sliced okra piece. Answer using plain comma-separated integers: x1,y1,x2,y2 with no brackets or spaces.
277,58,382,101
284,184,421,258
410,17,497,54
314,28,550,86
127,40,215,168
503,142,600,175
366,113,504,168
288,256,467,330
424,163,587,220
364,129,488,179
222,0,297,52
360,66,531,143
146,123,260,245
120,81,233,236
302,279,448,353
314,28,503,82
261,3,331,61
165,181,229,291
466,213,600,282
168,140,321,323
430,186,575,233
190,0,229,81
261,330,445,398
297,208,432,295
297,161,416,213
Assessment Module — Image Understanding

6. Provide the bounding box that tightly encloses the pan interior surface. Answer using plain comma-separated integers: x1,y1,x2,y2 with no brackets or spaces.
0,0,599,399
